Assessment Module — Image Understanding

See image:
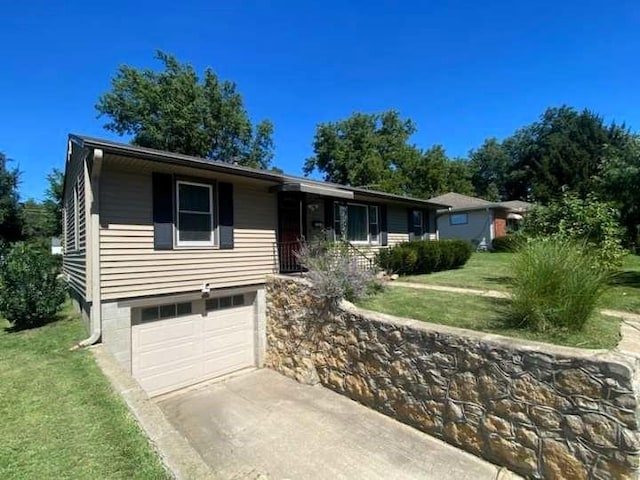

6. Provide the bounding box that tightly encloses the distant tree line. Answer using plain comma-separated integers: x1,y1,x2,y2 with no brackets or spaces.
303,107,640,248
0,154,62,245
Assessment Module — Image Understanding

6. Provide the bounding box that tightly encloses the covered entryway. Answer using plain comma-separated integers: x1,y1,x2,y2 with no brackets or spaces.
131,293,256,397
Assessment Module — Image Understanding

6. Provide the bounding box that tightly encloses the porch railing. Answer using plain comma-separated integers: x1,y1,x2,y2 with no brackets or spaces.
274,240,376,274
275,240,305,273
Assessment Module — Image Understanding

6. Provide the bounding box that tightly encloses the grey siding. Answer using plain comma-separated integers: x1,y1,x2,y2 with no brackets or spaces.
437,209,493,246
62,147,87,298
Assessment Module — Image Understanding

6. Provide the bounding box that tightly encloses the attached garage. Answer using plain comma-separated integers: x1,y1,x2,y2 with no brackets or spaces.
131,292,257,397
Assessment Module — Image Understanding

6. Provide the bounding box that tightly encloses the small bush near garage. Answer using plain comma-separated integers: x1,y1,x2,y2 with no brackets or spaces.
491,234,523,252
295,241,383,305
508,239,609,332
377,240,473,275
0,242,66,330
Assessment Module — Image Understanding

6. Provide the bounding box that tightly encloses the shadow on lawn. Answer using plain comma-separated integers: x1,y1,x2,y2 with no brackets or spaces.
610,271,640,289
482,275,513,286
2,310,67,334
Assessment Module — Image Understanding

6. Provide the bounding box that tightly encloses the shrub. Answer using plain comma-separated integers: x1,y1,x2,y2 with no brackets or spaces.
0,242,66,330
377,240,473,275
294,241,383,305
491,234,523,252
522,193,626,270
508,240,608,332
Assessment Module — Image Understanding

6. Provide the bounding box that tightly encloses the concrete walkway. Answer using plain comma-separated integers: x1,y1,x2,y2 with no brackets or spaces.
157,369,514,480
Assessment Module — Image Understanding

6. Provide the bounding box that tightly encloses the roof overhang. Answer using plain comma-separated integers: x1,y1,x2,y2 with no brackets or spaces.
273,182,354,199
68,134,449,208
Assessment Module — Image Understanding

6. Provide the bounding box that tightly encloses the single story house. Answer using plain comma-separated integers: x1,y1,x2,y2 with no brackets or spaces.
427,192,532,249
62,134,447,397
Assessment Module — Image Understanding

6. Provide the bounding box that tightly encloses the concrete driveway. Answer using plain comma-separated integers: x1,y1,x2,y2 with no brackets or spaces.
156,369,506,480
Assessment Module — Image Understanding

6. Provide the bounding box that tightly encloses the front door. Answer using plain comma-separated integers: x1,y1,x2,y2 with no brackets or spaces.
278,193,305,272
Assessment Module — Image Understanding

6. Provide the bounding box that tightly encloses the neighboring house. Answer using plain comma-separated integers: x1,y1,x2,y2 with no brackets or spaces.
427,192,532,249
62,135,447,397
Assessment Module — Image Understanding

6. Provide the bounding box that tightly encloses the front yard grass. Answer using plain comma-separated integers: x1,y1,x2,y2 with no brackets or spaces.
357,287,621,349
402,252,640,314
0,303,169,480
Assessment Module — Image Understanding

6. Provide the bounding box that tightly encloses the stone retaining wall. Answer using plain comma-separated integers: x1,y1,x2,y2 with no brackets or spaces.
265,276,640,479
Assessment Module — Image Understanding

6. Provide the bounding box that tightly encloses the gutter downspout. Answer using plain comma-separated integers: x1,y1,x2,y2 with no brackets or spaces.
73,148,103,349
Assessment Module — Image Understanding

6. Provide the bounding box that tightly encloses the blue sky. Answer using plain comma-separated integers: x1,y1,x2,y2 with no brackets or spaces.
1,0,639,200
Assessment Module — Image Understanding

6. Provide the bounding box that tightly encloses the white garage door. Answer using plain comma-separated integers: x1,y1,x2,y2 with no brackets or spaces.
132,293,256,397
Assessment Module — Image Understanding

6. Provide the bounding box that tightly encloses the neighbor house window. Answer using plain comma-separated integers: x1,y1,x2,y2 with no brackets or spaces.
411,210,424,238
176,181,215,247
334,203,379,244
450,213,468,225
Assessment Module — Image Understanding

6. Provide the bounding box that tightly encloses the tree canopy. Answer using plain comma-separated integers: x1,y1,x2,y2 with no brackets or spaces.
96,51,275,169
304,110,475,198
0,152,22,243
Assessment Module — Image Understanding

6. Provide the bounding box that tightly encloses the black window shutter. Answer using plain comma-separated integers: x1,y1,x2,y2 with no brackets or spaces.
324,198,335,240
152,172,174,250
380,205,388,246
218,182,234,249
407,208,415,241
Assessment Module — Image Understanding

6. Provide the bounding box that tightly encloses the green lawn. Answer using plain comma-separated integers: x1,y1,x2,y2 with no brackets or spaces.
0,304,169,480
357,287,621,349
403,252,640,314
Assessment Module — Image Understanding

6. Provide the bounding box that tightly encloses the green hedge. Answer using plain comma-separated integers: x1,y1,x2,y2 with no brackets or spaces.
377,240,473,275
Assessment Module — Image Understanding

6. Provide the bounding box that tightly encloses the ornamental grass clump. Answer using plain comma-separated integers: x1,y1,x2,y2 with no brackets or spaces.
508,239,609,333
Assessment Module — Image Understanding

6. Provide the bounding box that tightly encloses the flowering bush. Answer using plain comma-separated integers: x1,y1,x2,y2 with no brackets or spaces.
294,241,383,306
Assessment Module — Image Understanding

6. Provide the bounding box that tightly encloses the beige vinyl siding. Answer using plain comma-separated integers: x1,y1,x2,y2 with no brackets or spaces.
62,148,87,298
99,162,278,301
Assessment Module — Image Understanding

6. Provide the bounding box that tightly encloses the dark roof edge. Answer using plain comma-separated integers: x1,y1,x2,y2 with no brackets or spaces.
69,134,449,208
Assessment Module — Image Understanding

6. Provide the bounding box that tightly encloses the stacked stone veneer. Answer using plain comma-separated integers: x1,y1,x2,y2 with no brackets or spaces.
265,276,640,479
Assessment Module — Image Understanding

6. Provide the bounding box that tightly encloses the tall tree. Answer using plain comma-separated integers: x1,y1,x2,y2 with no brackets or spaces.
20,199,51,239
397,145,449,198
599,135,640,248
0,152,22,242
304,111,418,190
96,51,275,169
503,106,627,203
445,159,476,197
468,138,509,201
43,168,63,236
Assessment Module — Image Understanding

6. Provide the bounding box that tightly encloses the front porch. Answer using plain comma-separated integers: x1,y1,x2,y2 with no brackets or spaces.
272,183,439,274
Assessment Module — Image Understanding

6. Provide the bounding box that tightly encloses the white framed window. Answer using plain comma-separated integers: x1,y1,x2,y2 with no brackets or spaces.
334,202,380,245
369,205,379,243
176,181,215,247
450,213,468,225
